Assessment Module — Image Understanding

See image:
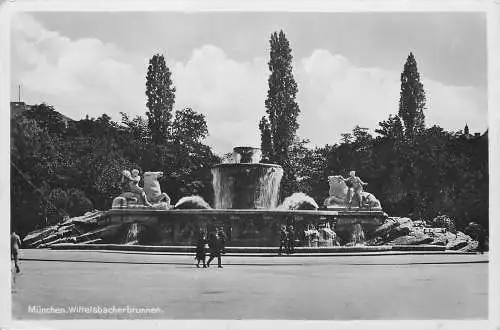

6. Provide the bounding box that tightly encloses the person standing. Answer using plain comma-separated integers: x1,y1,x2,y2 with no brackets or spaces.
286,225,295,254
217,227,227,255
194,230,207,268
278,225,287,256
11,231,22,273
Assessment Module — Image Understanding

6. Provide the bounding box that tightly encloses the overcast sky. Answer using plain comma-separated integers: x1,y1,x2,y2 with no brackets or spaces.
10,12,487,154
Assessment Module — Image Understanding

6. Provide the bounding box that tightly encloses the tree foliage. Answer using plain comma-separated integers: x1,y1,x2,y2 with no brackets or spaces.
294,121,488,233
259,116,273,161
146,53,176,143
261,30,301,196
11,101,218,237
399,52,426,139
172,108,208,145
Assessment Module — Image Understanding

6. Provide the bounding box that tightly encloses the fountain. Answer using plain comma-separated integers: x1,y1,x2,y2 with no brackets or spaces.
25,152,477,252
107,147,388,247
212,147,283,209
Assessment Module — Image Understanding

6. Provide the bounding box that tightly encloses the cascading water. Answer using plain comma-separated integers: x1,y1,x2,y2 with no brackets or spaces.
211,147,283,209
124,223,139,244
350,223,366,246
211,166,236,209
254,166,283,209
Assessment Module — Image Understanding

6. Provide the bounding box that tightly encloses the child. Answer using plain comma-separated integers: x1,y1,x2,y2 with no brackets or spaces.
195,230,207,268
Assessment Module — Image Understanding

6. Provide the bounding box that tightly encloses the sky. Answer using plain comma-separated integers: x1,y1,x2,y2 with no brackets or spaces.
10,11,488,154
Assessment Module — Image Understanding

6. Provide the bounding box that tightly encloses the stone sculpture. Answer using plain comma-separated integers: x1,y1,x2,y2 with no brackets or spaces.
360,192,382,209
341,171,368,207
324,172,382,210
144,171,171,205
324,175,349,207
111,169,169,209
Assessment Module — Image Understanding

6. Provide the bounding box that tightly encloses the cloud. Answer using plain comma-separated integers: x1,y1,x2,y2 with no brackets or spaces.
295,50,487,146
11,13,145,119
424,80,487,132
171,45,268,152
296,50,400,144
11,14,487,155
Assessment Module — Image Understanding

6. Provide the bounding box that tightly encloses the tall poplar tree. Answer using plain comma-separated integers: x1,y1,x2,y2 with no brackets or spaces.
145,54,176,144
398,52,426,139
262,31,301,184
259,30,301,196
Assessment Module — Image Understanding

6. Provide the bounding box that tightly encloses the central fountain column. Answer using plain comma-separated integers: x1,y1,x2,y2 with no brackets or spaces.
211,147,283,209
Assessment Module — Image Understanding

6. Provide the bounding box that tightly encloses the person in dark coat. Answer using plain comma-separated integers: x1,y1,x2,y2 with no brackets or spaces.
286,225,295,254
207,228,225,268
278,225,287,256
217,227,227,255
194,230,207,268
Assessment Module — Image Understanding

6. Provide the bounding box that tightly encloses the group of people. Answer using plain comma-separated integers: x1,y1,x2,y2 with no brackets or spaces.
194,227,227,268
278,225,295,255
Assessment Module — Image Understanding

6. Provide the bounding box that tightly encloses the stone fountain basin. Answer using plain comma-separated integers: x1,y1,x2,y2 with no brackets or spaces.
105,208,387,247
211,163,284,209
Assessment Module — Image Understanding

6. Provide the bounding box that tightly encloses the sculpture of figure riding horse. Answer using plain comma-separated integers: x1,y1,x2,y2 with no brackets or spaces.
111,169,170,209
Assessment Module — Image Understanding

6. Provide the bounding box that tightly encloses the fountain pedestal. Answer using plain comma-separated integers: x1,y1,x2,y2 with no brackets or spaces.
105,208,386,246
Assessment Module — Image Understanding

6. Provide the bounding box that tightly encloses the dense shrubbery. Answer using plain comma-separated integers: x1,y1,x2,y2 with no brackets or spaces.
11,103,219,236
292,123,488,232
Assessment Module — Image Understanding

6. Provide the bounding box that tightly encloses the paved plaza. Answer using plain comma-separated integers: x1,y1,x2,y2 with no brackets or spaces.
11,249,488,320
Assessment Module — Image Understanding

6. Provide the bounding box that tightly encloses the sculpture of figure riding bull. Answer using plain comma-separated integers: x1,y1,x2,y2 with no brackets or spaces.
323,171,382,210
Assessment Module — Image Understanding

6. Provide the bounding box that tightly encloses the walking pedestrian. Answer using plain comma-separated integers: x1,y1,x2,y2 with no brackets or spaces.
278,225,287,255
11,231,22,273
194,229,207,268
207,229,225,268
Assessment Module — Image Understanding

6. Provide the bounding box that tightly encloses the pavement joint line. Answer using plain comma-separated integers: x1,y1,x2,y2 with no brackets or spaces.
33,249,483,258
19,257,488,266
